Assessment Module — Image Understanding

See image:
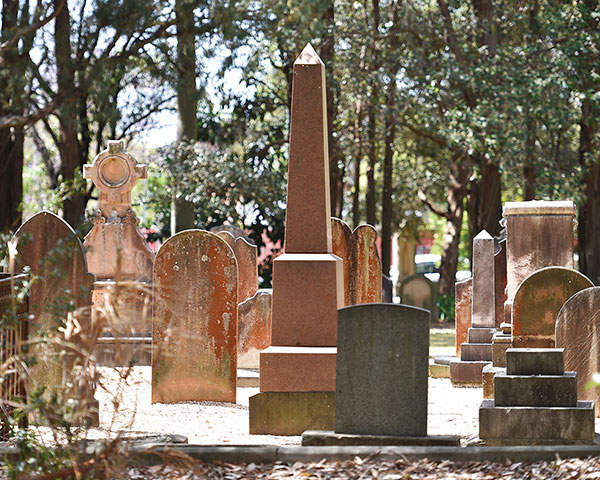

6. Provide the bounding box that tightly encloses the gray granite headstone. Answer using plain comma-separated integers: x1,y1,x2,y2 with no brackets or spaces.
472,230,495,328
335,303,429,436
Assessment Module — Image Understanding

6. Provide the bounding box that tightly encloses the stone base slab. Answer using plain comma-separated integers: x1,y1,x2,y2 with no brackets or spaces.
450,360,490,386
506,348,565,376
429,360,450,378
249,392,334,435
482,364,505,399
468,328,496,343
260,346,336,392
479,399,595,445
460,343,492,361
301,430,460,447
492,334,511,367
495,372,577,407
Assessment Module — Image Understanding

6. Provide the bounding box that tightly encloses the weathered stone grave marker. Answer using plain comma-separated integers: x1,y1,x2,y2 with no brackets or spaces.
331,217,381,306
556,287,600,416
238,289,272,370
84,141,154,364
450,230,495,385
512,267,592,348
152,230,238,403
249,44,344,435
302,303,459,446
454,277,472,357
14,211,97,423
399,274,437,321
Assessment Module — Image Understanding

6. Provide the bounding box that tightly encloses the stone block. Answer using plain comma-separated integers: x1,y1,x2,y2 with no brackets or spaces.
503,201,575,301
270,253,343,347
482,364,505,399
450,360,488,385
468,327,495,343
556,286,600,416
506,348,565,376
479,399,594,445
494,239,507,329
301,430,460,447
399,275,437,322
492,333,511,367
260,346,336,392
460,343,492,361
249,392,334,435
335,304,429,437
429,360,450,378
495,372,578,407
512,267,592,348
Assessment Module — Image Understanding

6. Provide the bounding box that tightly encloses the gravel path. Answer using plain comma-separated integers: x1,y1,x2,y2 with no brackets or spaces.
91,366,482,446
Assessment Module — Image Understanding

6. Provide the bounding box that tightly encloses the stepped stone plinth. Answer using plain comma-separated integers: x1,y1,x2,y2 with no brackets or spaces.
479,348,595,445
450,231,496,385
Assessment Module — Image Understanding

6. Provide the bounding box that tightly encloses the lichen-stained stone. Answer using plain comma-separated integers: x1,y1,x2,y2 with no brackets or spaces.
217,232,259,303
14,212,95,397
556,287,600,416
512,267,593,348
83,141,154,282
455,277,472,357
503,201,575,302
238,289,272,369
152,230,237,404
331,217,382,306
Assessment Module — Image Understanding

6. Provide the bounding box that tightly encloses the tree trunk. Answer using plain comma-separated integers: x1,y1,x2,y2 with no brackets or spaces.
365,0,379,227
352,97,363,228
171,0,198,234
55,0,86,228
0,0,23,232
577,97,600,284
321,1,342,218
381,0,401,277
438,157,470,295
0,130,24,232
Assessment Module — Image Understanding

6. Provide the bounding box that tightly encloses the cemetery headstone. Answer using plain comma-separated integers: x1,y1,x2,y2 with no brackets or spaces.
512,267,592,348
494,238,507,328
84,141,154,363
249,44,343,435
450,230,495,385
217,231,259,302
14,211,97,423
556,287,600,416
302,303,459,446
152,230,238,403
399,274,437,321
503,201,575,324
331,217,382,305
238,289,272,369
480,348,594,445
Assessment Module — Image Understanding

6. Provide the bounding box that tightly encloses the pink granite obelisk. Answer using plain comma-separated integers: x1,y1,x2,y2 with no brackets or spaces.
249,44,344,435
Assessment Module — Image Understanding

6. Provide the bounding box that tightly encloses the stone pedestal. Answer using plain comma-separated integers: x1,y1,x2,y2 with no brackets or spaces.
483,322,512,398
450,231,495,386
479,348,595,445
249,45,343,435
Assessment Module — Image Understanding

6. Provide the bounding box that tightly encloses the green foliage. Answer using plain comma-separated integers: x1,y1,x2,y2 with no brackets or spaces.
437,292,455,323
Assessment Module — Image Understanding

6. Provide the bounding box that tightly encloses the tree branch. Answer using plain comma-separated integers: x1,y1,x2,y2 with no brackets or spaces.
418,189,452,220
0,95,64,130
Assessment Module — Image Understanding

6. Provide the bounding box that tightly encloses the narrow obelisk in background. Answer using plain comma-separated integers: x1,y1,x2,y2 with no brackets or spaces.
249,44,344,435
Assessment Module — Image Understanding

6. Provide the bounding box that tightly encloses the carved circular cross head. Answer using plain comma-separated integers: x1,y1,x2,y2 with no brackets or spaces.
84,141,145,196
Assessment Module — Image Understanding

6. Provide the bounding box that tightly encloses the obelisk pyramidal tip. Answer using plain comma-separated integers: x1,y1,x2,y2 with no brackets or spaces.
295,43,324,65
284,42,332,253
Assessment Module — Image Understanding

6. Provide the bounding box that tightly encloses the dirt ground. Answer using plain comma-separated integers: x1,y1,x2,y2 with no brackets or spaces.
91,365,482,446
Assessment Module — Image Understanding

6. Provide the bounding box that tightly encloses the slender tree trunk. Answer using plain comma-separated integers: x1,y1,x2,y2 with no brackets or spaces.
171,0,198,234
0,0,23,231
577,97,600,284
321,1,342,218
438,157,470,295
55,0,86,227
381,0,401,276
365,0,379,227
352,97,363,228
